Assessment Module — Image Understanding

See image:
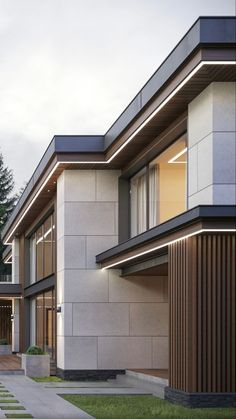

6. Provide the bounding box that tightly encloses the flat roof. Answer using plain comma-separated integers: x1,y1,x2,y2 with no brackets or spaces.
2,16,236,241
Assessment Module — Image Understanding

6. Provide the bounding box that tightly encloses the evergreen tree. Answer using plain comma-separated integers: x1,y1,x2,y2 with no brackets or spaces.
0,152,18,275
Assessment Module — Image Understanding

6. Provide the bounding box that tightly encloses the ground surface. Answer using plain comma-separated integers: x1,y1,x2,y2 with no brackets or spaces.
63,395,236,419
0,357,21,372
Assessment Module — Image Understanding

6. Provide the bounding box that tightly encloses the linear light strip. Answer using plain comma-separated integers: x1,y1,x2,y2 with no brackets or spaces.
101,228,236,269
168,147,187,163
4,254,12,264
4,162,60,244
4,61,236,244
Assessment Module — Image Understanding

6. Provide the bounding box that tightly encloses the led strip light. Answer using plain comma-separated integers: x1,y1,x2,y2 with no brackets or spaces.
4,60,236,244
101,228,236,270
4,254,12,264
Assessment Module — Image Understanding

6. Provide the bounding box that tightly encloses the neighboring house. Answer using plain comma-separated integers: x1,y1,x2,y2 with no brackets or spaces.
1,16,236,407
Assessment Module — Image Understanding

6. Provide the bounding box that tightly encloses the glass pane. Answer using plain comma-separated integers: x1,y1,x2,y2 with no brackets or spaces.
52,289,56,361
130,168,147,237
36,226,44,281
44,291,53,357
149,135,187,227
36,294,44,350
30,234,36,284
52,213,56,274
44,216,53,278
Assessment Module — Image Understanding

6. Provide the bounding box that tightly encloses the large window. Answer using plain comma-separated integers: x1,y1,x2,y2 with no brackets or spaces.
30,213,55,283
36,289,56,360
130,136,187,237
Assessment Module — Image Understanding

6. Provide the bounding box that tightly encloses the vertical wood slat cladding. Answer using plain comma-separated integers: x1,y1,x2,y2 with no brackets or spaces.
169,233,236,393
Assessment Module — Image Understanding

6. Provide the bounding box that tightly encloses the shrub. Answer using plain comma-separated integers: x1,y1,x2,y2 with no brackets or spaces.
26,345,44,355
0,338,8,345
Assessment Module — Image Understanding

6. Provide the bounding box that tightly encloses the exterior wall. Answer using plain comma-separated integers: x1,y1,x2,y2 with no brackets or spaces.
57,169,168,371
188,82,236,208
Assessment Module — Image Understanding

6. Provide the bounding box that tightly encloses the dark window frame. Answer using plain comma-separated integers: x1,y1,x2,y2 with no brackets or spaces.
128,133,187,239
30,212,55,283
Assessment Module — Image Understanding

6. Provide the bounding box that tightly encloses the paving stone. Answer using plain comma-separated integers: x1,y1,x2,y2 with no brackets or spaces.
0,376,93,418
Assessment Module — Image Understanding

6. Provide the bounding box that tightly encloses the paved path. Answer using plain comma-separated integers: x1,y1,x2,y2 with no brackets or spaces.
0,374,157,418
0,376,93,419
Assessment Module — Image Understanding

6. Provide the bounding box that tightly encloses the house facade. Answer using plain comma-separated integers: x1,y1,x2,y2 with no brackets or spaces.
1,17,236,407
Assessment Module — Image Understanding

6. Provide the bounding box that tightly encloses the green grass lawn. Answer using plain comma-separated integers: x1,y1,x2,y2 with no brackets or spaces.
62,395,236,419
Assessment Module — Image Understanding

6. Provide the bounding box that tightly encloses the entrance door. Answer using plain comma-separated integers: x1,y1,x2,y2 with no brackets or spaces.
0,300,12,344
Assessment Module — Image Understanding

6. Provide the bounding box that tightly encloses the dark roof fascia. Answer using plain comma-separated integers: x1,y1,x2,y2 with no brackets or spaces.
0,284,21,296
1,135,104,240
96,205,236,263
24,275,55,297
104,16,236,150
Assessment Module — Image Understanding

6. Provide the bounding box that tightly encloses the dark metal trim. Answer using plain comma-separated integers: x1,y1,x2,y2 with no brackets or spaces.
104,17,236,149
118,178,130,243
24,275,55,297
121,253,168,276
0,284,22,296
96,205,236,263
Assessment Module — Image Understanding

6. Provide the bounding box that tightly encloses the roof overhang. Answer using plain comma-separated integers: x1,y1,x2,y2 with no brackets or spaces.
1,17,236,244
96,206,236,270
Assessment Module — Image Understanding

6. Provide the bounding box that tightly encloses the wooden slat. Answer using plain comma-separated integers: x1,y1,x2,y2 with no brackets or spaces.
169,233,235,393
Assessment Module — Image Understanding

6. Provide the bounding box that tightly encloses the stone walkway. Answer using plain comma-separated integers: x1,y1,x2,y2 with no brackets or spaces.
0,376,93,419
0,375,155,419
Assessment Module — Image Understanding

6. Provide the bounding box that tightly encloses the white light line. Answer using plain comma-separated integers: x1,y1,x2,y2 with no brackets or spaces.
168,147,187,163
4,162,60,244
4,254,12,264
4,61,236,244
101,228,236,270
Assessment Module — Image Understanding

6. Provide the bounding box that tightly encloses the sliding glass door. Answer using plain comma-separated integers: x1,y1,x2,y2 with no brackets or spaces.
36,289,56,360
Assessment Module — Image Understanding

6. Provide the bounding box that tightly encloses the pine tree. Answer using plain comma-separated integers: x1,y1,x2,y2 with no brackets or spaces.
0,152,18,275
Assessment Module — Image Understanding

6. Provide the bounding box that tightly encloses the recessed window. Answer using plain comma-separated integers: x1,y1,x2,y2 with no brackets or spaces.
36,289,56,359
30,213,55,282
130,136,187,237
149,136,187,227
130,168,147,237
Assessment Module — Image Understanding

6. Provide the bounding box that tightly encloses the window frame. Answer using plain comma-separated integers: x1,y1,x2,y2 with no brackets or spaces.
129,134,187,237
29,212,55,283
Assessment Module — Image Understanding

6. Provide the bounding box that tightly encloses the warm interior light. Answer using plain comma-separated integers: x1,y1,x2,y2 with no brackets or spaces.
168,147,187,163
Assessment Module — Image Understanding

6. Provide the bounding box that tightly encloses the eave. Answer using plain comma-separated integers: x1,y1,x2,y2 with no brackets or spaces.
1,17,236,244
96,206,236,269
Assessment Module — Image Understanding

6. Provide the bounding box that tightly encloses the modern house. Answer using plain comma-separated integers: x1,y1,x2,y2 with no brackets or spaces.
1,16,236,407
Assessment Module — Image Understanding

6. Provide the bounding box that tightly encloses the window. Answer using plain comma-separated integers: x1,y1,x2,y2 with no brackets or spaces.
130,168,147,237
30,213,55,282
130,136,187,237
36,289,56,360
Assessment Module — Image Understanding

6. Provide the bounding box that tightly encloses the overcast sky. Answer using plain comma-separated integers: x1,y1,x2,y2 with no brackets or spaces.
0,0,235,192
